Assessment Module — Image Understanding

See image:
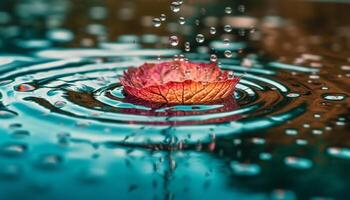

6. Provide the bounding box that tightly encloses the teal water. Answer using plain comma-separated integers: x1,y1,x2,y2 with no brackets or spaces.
0,41,349,199
0,0,350,199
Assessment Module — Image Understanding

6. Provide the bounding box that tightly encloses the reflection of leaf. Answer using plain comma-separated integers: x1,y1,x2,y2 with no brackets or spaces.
120,61,240,104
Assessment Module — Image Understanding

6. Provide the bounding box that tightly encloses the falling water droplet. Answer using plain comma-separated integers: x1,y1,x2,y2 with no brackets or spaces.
178,17,186,25
210,54,217,63
224,50,233,58
224,25,232,33
160,14,166,21
195,34,205,43
184,42,191,52
170,1,181,13
209,27,216,35
169,36,179,46
225,7,232,14
152,17,161,27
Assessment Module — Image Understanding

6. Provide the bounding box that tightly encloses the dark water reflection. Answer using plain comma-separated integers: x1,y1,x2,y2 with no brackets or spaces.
0,0,350,200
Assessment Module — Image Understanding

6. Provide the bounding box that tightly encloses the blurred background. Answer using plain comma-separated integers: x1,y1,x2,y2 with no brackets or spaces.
0,0,350,54
0,1,350,200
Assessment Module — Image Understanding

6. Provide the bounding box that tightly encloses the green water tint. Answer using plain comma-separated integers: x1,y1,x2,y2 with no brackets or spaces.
0,48,309,144
0,0,350,198
0,44,349,199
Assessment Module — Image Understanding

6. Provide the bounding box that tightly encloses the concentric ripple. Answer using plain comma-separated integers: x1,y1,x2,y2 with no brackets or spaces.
0,47,311,144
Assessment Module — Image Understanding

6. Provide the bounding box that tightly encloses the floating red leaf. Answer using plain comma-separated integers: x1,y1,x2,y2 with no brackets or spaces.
120,61,240,104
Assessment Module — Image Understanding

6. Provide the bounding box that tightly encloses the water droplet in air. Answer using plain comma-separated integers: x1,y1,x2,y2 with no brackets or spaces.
170,1,181,13
169,36,179,46
225,7,232,14
178,17,185,25
37,154,63,170
224,25,232,33
224,50,233,58
184,42,191,52
152,18,161,27
160,14,166,21
195,34,205,43
209,27,216,35
210,54,217,63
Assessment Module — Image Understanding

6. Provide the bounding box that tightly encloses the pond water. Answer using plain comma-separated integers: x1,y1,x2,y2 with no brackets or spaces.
0,0,349,199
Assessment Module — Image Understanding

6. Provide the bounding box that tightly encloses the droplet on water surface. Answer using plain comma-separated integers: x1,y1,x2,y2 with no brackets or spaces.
230,161,261,176
0,110,17,119
0,143,27,157
14,83,36,92
54,101,67,108
0,164,21,180
322,93,347,101
284,156,313,169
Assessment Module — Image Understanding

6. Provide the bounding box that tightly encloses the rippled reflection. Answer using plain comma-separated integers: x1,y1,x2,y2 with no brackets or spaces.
0,0,350,199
